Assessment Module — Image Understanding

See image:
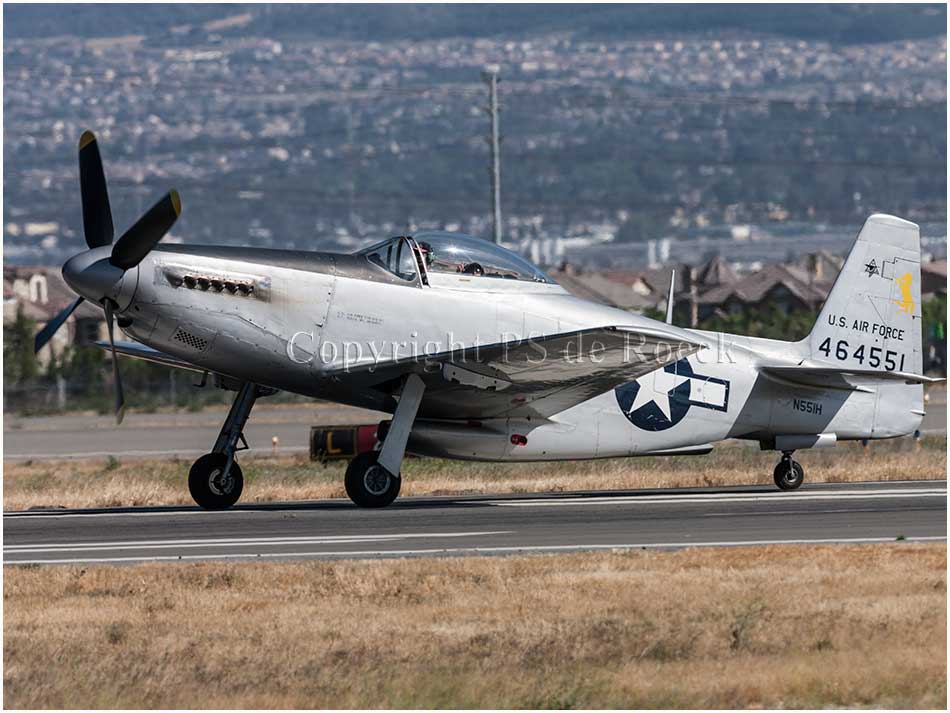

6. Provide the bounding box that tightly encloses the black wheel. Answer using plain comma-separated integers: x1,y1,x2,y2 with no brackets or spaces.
345,451,401,508
773,458,804,491
189,453,243,510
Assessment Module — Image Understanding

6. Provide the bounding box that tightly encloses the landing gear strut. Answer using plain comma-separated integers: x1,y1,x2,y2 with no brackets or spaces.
773,451,804,491
345,373,426,508
189,381,263,510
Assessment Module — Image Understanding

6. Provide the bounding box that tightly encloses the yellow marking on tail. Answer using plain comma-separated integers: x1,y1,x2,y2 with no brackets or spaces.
893,272,914,315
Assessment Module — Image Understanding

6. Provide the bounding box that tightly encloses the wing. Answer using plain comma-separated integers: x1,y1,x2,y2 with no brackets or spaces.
95,340,207,374
328,326,704,419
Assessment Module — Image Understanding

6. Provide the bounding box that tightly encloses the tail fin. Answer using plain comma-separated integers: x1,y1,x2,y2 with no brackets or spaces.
808,214,922,375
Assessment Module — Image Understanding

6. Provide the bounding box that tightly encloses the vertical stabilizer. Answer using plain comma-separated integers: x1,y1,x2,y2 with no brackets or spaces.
808,214,922,374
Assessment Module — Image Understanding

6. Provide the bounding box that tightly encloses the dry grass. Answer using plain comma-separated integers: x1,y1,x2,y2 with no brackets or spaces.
4,436,944,511
3,543,945,708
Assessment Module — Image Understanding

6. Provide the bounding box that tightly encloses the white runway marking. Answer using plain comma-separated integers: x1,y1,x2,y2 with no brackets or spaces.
5,535,945,566
3,446,308,461
2,505,342,519
488,486,947,507
4,531,512,554
3,483,945,518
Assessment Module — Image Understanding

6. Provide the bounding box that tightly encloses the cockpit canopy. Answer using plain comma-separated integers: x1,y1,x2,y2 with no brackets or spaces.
357,231,553,284
358,233,420,282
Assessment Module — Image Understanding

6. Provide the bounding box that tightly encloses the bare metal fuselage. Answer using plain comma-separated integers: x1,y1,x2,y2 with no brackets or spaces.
48,129,928,507
108,243,922,463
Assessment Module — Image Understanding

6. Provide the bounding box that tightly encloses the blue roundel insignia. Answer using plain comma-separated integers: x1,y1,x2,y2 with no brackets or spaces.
615,359,728,432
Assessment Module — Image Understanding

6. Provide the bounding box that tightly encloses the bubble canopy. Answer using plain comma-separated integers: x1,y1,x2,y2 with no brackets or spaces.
357,231,554,284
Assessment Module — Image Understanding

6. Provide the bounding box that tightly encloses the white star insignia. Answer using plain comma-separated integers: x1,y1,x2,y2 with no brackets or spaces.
626,369,690,421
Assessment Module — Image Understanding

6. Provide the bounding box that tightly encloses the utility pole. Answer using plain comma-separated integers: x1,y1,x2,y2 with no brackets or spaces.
482,69,502,244
688,266,699,328
133,94,144,219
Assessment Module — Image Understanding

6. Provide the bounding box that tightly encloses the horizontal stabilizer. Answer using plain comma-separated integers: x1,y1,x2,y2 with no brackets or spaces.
762,363,944,391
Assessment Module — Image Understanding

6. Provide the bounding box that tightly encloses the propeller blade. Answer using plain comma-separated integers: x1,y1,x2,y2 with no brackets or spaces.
102,300,126,425
110,190,181,270
34,296,85,354
79,131,114,249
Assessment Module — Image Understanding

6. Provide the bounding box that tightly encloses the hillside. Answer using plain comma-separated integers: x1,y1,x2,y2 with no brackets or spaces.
5,4,947,43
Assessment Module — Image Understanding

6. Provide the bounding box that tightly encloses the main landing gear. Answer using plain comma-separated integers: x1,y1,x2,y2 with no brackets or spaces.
345,452,401,508
189,381,269,510
773,450,804,491
344,373,426,508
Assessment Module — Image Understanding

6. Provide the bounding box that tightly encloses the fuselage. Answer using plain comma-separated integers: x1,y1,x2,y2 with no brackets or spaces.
50,132,928,509
86,241,922,462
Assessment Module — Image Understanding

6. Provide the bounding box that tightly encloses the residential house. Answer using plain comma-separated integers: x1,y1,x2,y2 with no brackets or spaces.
3,266,107,366
921,259,947,300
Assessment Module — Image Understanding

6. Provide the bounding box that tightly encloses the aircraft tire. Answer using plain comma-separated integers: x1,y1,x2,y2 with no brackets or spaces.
345,451,401,508
189,453,244,510
773,459,804,491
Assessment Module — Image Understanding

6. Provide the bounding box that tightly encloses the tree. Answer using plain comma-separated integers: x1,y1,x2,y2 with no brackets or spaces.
699,304,818,342
615,212,669,243
62,345,106,398
4,305,38,385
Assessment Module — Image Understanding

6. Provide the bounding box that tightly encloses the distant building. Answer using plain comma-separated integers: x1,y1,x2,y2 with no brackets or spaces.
694,255,740,289
696,263,828,319
555,251,846,322
3,266,107,365
921,259,947,300
550,264,657,311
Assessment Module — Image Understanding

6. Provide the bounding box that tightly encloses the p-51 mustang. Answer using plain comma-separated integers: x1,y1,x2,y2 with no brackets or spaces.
37,132,939,509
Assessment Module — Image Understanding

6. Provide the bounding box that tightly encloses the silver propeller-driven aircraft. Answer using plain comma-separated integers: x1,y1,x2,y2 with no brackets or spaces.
36,132,939,509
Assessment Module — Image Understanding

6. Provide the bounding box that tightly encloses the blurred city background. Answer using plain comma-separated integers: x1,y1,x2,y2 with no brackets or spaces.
3,4,947,414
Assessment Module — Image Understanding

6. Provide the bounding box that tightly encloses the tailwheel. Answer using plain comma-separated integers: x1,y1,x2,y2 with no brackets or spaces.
345,451,401,508
773,452,804,491
189,452,244,510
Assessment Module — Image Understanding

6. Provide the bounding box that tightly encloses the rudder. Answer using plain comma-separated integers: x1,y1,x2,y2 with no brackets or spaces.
807,214,922,375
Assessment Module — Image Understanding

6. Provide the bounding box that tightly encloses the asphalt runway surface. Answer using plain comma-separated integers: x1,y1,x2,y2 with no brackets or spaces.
5,480,945,565
3,398,945,461
3,404,383,461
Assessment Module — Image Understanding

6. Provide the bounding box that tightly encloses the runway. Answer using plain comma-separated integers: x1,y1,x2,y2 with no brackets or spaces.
4,480,945,565
3,396,945,461
2,404,383,461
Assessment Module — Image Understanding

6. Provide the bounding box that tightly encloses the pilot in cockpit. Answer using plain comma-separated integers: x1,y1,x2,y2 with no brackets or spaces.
417,239,484,275
417,240,433,268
